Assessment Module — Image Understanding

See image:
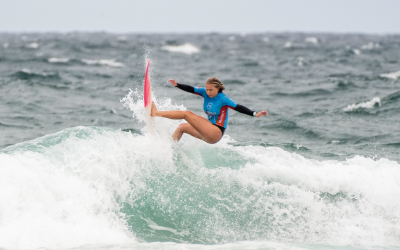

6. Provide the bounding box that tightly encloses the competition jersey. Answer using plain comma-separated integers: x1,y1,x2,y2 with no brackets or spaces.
193,87,237,128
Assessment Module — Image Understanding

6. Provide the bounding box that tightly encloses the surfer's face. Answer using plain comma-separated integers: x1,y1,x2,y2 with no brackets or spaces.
205,84,219,98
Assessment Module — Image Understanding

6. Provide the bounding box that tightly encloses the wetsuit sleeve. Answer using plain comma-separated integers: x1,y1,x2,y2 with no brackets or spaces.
176,83,195,93
234,104,255,116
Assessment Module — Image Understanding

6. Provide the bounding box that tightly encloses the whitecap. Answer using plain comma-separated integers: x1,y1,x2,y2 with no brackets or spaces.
361,42,380,50
26,43,39,49
117,35,127,42
81,59,124,68
305,37,319,44
262,37,269,43
3,43,9,48
161,43,200,55
380,70,400,80
352,49,361,55
343,97,381,111
297,57,305,66
228,36,235,41
21,68,32,74
48,57,70,63
283,42,292,48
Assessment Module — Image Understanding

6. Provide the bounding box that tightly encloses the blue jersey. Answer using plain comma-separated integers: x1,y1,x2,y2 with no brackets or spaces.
193,87,238,128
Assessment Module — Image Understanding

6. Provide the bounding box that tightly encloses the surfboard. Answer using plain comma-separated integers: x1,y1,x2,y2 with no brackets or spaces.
144,59,154,130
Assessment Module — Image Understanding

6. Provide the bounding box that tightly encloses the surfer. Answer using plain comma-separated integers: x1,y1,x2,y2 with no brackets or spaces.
151,77,268,144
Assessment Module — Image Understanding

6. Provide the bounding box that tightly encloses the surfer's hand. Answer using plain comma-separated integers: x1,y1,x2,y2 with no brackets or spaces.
168,79,177,87
255,111,268,117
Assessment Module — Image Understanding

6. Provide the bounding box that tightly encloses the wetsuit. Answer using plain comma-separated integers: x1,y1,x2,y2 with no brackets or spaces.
176,83,255,136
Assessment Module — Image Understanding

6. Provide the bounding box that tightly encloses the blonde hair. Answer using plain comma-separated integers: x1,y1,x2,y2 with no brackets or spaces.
206,77,225,93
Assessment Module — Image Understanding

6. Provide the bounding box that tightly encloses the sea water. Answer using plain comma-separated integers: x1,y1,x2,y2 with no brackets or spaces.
0,32,400,249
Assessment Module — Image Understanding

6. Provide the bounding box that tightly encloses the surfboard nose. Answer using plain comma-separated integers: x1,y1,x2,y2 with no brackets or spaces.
144,59,151,108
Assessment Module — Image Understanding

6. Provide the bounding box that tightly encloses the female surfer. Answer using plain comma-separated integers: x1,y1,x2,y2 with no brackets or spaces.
151,77,268,144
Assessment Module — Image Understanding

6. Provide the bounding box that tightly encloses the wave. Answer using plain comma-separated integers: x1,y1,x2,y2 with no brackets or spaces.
383,90,400,103
25,42,39,49
11,68,61,81
48,57,70,63
223,79,246,85
328,73,376,82
340,90,400,115
45,57,124,68
273,88,331,97
361,42,380,50
1,124,400,248
262,119,321,140
352,49,361,55
243,61,259,67
343,97,381,112
305,37,320,44
380,70,400,80
81,59,124,68
336,81,358,89
161,43,200,55
283,41,293,48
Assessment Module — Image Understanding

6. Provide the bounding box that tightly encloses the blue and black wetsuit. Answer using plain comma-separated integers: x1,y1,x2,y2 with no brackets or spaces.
176,83,255,136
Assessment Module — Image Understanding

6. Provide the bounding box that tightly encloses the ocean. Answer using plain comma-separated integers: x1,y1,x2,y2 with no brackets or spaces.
0,32,399,250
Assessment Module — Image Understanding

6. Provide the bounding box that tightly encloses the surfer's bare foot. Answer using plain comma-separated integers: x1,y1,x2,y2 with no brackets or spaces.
150,101,159,116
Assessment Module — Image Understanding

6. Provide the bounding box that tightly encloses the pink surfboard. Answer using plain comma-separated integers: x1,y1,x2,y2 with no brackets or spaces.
143,59,154,130
144,59,151,108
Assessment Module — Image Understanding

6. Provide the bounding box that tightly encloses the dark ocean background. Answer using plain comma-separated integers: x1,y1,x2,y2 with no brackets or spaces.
0,32,399,250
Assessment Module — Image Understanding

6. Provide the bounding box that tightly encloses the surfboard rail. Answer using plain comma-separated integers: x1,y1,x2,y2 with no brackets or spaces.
143,59,155,131
144,59,151,108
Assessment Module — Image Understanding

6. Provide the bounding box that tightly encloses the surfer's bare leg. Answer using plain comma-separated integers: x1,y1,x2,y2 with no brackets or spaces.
172,123,203,141
151,102,222,143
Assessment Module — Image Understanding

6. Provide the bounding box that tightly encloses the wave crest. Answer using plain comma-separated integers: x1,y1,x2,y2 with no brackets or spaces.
343,97,381,111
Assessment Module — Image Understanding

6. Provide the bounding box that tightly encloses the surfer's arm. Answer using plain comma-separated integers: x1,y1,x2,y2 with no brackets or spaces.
234,104,255,116
176,83,195,94
234,104,268,117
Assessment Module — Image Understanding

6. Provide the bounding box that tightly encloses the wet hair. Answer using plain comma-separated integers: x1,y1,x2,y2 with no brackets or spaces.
206,77,225,93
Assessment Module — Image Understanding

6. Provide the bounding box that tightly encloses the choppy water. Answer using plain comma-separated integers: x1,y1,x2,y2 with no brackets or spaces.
0,32,400,250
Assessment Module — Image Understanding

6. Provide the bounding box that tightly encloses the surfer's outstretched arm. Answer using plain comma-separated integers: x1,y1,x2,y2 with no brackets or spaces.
234,104,268,117
169,79,198,95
